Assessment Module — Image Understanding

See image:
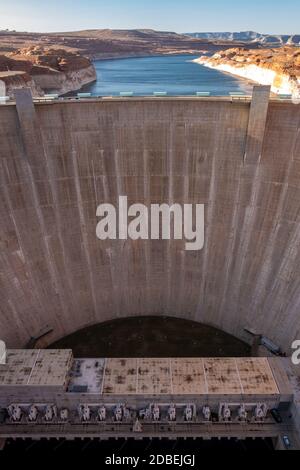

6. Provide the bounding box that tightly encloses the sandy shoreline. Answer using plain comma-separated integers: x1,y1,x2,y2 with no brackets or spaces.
193,56,300,98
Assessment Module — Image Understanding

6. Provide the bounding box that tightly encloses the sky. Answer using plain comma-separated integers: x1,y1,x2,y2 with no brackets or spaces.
0,0,299,34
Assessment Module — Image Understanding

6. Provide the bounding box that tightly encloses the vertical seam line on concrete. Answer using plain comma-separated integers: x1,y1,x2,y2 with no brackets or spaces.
202,359,208,394
243,86,270,164
71,147,98,322
14,90,71,332
136,358,140,394
265,358,280,395
195,117,219,321
101,358,107,395
27,349,40,385
166,121,174,313
101,150,121,318
234,358,244,395
169,358,173,394
0,171,44,340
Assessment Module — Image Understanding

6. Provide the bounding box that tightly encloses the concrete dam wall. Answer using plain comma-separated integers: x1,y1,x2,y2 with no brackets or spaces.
0,90,300,351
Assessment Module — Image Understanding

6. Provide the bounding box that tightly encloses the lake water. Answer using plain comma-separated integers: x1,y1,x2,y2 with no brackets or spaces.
82,54,253,97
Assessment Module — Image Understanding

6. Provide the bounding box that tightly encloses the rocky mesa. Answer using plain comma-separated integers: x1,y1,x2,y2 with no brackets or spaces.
194,46,300,98
0,46,96,97
0,29,249,60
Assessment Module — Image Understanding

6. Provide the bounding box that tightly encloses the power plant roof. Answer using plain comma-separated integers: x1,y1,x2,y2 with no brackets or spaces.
69,357,280,396
0,352,280,395
0,349,73,387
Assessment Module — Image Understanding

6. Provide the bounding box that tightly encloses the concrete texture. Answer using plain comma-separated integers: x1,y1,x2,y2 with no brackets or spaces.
244,85,270,164
0,91,300,352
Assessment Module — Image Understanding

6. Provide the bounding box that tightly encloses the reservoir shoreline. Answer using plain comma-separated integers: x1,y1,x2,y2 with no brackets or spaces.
193,48,300,98
80,54,254,97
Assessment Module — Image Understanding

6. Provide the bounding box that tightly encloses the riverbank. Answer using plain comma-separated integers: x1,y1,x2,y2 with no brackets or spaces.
0,47,96,97
193,47,300,98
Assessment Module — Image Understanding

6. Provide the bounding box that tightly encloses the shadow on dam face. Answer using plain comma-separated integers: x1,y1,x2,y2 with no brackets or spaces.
0,94,300,353
49,316,251,357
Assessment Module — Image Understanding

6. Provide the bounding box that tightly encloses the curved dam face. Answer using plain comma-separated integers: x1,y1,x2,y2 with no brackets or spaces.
0,91,300,351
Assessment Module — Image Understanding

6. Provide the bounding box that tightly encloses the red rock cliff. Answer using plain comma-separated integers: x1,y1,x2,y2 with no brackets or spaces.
0,47,96,96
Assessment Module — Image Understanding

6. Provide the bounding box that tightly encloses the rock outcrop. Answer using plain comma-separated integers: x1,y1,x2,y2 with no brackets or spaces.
0,47,96,96
0,29,247,60
194,46,300,99
0,71,42,98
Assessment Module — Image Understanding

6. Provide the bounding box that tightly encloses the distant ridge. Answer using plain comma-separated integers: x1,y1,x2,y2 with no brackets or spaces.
0,28,251,61
184,31,300,45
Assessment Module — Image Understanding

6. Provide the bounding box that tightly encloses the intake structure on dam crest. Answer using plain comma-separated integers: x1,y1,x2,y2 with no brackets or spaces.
0,88,300,352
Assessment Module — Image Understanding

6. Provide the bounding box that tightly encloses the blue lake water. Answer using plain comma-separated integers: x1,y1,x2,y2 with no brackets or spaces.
82,54,253,96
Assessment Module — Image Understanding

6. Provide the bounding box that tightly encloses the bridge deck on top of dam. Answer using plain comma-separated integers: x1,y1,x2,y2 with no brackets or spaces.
0,94,295,106
0,87,300,355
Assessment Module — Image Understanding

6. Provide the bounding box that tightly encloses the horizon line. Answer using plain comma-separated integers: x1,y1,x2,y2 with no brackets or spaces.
1,27,299,36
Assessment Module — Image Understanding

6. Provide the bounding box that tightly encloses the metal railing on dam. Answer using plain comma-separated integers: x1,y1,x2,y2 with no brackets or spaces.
0,91,296,106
